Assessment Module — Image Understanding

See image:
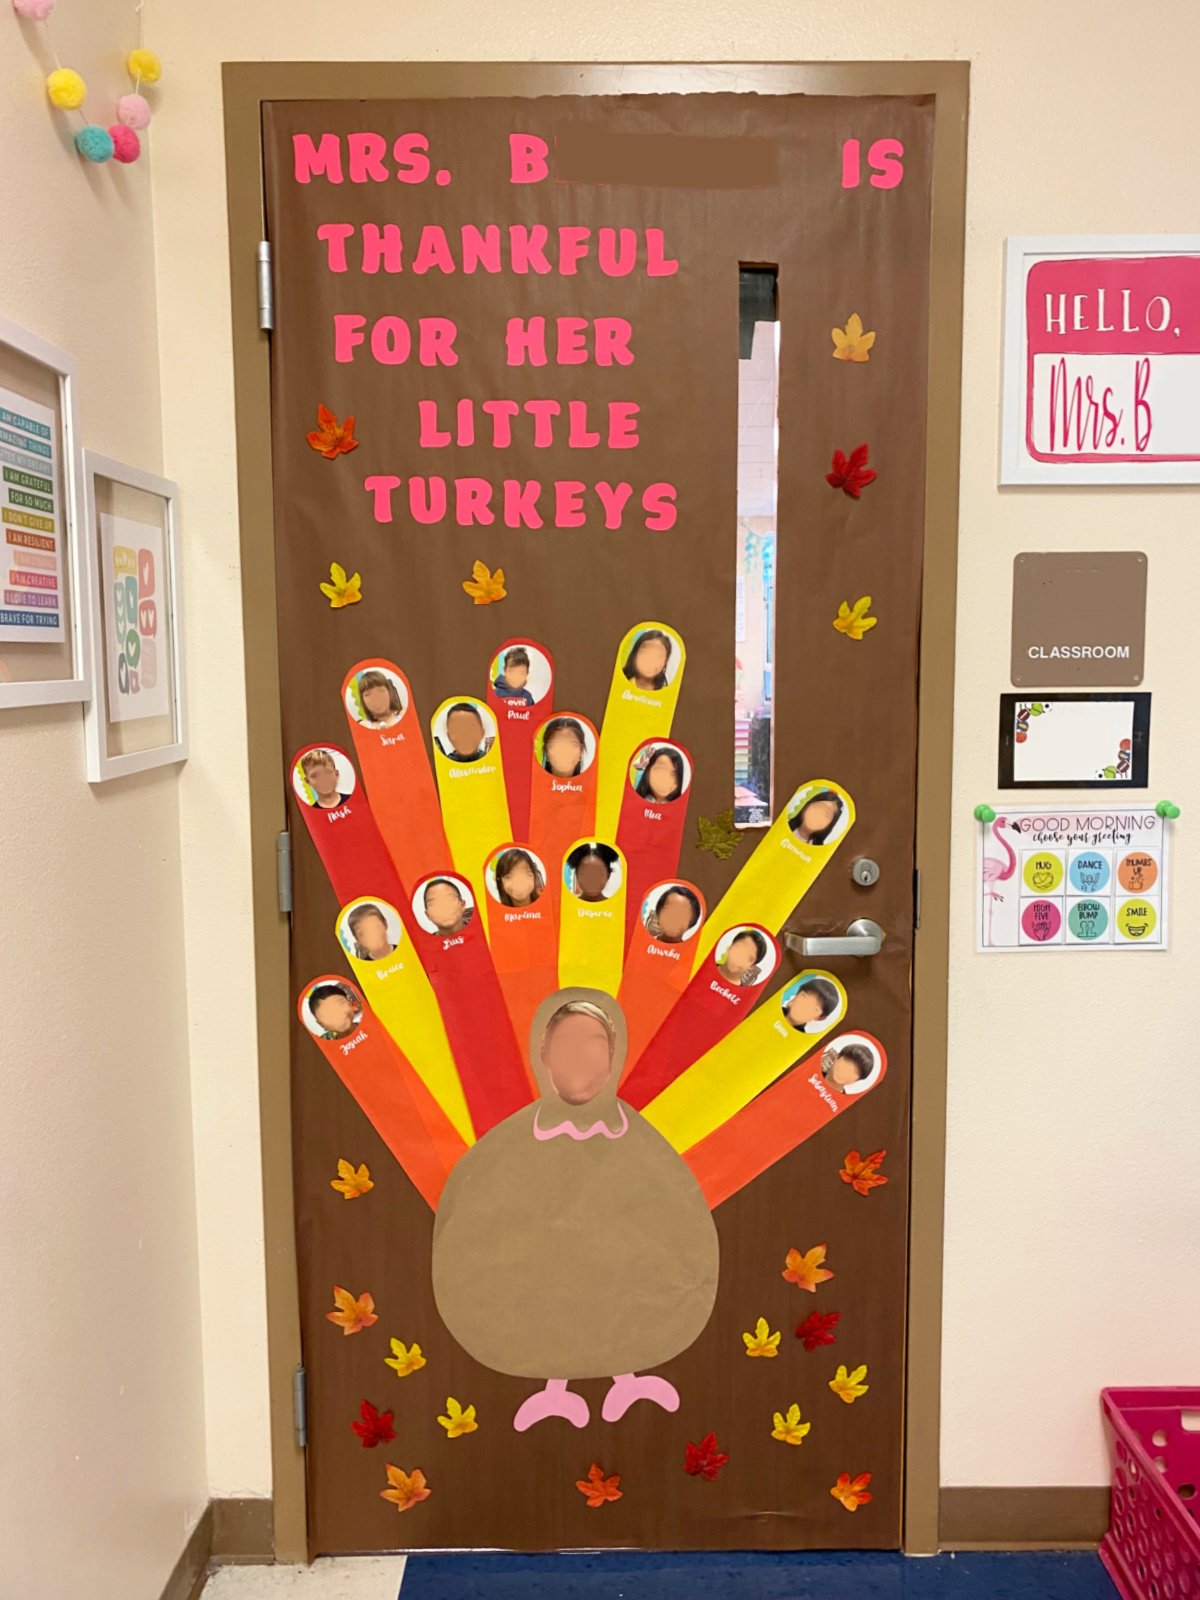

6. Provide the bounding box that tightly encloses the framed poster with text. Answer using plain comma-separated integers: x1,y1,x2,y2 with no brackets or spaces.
1001,235,1200,484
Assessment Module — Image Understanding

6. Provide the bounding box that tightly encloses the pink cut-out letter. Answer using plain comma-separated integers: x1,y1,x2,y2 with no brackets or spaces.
365,475,401,522
510,134,549,184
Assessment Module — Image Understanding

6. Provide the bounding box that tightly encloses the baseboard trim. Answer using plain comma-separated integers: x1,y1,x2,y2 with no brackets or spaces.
160,1504,214,1600
940,1486,1110,1549
213,1496,276,1562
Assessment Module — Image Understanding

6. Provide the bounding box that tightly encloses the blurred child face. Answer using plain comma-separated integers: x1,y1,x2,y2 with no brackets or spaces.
306,759,340,800
545,729,584,775
786,988,825,1029
425,881,467,931
356,912,392,958
575,856,611,900
722,935,757,979
506,660,529,688
313,991,357,1037
656,893,694,942
825,1050,864,1089
361,683,393,720
647,753,680,800
542,1010,613,1105
634,638,669,683
795,798,838,839
501,858,537,905
447,709,484,757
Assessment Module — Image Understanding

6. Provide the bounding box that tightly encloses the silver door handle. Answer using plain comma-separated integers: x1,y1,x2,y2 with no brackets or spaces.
783,918,884,958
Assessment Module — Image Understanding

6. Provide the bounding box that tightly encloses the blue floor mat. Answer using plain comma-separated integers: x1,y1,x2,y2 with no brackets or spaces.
398,1549,1115,1598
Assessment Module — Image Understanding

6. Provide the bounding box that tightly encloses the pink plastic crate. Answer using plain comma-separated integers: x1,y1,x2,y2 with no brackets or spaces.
1102,1387,1200,1600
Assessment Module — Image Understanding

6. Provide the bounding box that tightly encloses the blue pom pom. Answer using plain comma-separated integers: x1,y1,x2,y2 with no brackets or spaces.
75,124,114,163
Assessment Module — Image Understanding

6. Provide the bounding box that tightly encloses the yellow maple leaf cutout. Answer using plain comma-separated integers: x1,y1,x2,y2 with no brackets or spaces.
829,1363,870,1405
325,1286,378,1336
462,560,506,605
833,597,878,641
743,1316,782,1358
385,1338,427,1378
319,562,362,610
771,1403,812,1446
696,808,743,862
330,1159,373,1200
437,1396,478,1438
380,1464,431,1513
831,313,876,363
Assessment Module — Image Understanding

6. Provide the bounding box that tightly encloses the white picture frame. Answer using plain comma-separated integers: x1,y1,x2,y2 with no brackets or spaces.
82,452,187,781
1001,234,1200,485
0,315,90,707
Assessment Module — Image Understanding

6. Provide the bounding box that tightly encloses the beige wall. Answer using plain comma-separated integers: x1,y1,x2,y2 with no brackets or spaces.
0,6,208,1598
146,0,1200,1502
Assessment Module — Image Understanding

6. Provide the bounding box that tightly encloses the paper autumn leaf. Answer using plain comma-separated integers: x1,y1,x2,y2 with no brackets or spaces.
380,1464,431,1513
461,560,506,605
319,562,362,609
575,1463,623,1507
831,1471,874,1512
385,1338,426,1378
306,404,359,459
330,1159,373,1200
771,1403,812,1446
683,1431,729,1481
833,597,878,641
782,1245,835,1293
797,1310,841,1351
826,443,878,498
696,808,743,862
350,1400,396,1448
437,1396,478,1438
831,313,877,363
326,1286,378,1336
840,1149,889,1196
830,1364,870,1406
743,1316,782,1358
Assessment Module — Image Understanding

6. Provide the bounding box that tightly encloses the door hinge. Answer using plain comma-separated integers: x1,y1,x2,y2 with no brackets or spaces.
277,829,293,915
913,867,922,931
293,1364,307,1449
257,240,274,331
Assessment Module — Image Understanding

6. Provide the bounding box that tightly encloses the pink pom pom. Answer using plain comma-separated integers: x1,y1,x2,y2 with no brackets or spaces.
116,93,151,130
108,124,141,164
13,0,57,19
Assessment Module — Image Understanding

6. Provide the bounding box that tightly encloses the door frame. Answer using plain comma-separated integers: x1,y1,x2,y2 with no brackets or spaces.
222,58,968,1561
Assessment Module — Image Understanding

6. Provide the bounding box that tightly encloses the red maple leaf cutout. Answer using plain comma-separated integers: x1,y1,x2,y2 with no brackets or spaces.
683,1431,729,1481
840,1149,889,1197
796,1309,842,1351
351,1399,396,1448
826,443,877,498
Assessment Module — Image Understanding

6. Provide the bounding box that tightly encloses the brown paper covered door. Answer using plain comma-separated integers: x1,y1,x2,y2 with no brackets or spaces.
262,91,932,1554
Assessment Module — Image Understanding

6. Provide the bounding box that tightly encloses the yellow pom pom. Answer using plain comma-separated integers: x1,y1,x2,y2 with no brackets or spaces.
126,48,161,84
46,67,87,110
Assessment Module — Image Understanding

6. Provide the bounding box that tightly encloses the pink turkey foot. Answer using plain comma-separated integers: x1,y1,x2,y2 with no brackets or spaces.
601,1372,680,1423
513,1379,589,1432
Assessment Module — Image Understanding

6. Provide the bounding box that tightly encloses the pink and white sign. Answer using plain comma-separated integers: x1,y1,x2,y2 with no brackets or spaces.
1002,236,1200,484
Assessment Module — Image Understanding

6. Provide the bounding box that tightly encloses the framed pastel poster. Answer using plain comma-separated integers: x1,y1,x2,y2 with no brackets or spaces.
997,692,1150,789
82,452,187,781
0,316,90,707
1001,235,1200,484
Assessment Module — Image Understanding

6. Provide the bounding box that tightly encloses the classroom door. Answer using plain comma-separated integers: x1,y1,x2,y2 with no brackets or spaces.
262,88,933,1555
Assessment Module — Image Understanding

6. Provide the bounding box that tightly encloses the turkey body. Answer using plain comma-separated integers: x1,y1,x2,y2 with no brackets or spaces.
431,1101,719,1379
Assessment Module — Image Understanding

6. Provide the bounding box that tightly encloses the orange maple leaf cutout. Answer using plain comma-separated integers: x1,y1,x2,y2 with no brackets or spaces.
462,560,507,605
380,1464,431,1513
326,1285,378,1336
307,404,359,459
575,1463,623,1508
839,1149,889,1196
831,1471,874,1512
782,1245,835,1293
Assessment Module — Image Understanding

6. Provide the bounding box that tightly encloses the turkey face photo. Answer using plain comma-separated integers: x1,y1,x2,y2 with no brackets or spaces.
540,1000,615,1106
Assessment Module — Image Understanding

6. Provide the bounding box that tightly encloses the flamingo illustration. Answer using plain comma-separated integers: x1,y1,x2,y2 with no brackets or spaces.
982,816,1016,946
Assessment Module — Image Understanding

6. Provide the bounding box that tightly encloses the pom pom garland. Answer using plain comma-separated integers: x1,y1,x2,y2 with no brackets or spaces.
108,123,140,163
46,66,86,108
125,46,161,84
116,92,151,129
12,0,57,19
74,124,114,162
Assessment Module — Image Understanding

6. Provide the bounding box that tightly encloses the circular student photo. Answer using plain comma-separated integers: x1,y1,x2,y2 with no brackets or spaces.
536,714,597,779
337,898,404,963
432,698,498,764
819,1032,883,1096
344,664,408,730
628,741,692,805
712,925,778,988
641,882,704,944
413,874,476,937
300,978,364,1041
564,841,623,904
293,745,357,809
779,974,844,1034
490,642,552,708
619,623,683,693
785,784,851,847
486,846,548,909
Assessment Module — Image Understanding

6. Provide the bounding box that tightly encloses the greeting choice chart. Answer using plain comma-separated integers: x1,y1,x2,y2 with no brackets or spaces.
978,805,1168,952
0,385,64,642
